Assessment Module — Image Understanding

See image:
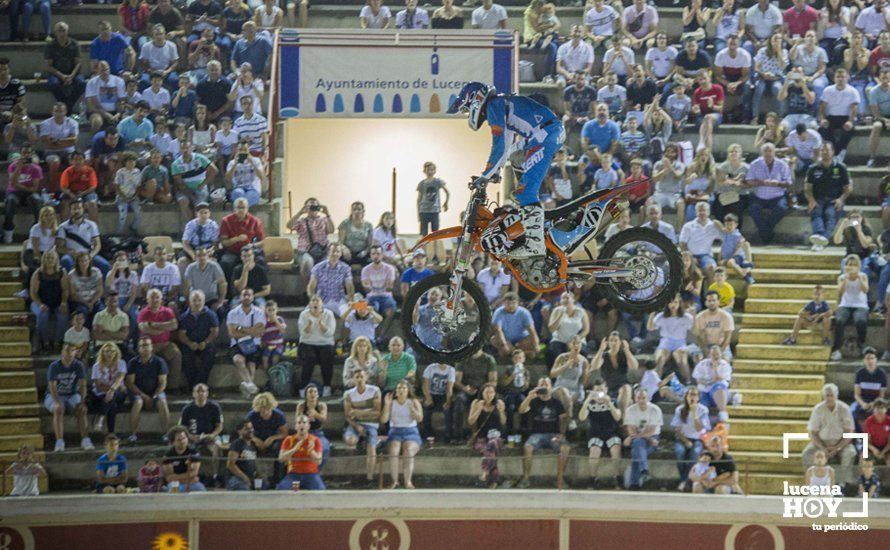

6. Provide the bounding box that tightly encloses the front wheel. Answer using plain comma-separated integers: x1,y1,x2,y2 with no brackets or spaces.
597,227,683,314
401,273,492,363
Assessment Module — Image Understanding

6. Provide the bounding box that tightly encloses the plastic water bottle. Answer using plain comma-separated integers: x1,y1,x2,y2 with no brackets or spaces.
513,364,525,388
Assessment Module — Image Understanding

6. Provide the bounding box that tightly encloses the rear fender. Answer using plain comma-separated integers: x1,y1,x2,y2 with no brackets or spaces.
411,226,464,251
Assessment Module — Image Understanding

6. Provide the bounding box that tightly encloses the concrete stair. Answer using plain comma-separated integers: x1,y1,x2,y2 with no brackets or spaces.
732,373,825,392
736,343,830,361
746,284,838,300
732,359,826,375
737,328,826,346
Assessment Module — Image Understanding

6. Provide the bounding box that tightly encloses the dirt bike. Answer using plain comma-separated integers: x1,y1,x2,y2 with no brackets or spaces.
401,177,683,362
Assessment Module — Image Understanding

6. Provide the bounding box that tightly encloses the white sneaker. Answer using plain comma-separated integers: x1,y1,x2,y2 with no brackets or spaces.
2,229,13,244
717,411,730,423
507,205,545,259
830,350,842,361
299,388,306,398
809,234,829,247
810,244,825,252
239,381,253,398
568,420,578,431
322,386,332,397
54,439,65,452
13,288,29,299
81,437,95,450
731,393,743,406
836,150,847,163
128,434,138,444
247,381,259,396
93,416,105,431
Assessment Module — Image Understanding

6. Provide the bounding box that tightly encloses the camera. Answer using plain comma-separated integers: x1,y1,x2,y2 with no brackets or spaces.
536,388,547,395
238,153,249,163
309,204,321,212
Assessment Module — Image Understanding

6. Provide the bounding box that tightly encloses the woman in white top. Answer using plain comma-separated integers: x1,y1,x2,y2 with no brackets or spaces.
89,342,128,434
831,255,869,360
804,449,836,488
372,211,406,267
342,335,380,388
229,64,266,116
188,104,217,156
551,335,590,424
360,0,392,29
298,295,337,395
647,295,695,382
23,205,58,284
254,0,283,29
709,0,744,53
381,379,423,488
670,387,710,491
545,292,590,367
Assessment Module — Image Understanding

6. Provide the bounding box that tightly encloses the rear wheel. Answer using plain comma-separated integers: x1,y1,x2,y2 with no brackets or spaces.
401,273,492,363
597,227,683,314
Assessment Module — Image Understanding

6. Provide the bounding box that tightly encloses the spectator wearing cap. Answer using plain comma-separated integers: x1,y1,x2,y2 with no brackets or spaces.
232,245,271,306
3,147,43,244
85,60,127,133
59,153,99,223
219,197,267,281
308,243,355,317
196,60,232,122
399,249,434,297
89,20,136,76
744,142,792,244
172,141,218,227
233,95,269,155
137,288,183,390
183,246,228,322
56,199,109,280
231,21,273,77
44,22,85,115
178,291,220,391
802,383,857,485
139,24,180,91
225,140,267,207
287,197,334,285
87,126,126,201
178,202,221,272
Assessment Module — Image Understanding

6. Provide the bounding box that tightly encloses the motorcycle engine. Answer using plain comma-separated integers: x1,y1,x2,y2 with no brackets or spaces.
511,253,562,289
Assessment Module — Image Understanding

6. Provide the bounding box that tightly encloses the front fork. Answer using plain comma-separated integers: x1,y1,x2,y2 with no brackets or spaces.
442,230,474,323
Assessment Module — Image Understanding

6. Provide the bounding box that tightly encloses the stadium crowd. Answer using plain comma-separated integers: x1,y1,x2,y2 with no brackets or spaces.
1,0,889,496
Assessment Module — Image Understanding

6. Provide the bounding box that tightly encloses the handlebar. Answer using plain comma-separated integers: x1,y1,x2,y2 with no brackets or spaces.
468,175,500,190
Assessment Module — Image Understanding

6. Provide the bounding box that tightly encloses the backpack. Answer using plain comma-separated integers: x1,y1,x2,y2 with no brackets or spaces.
267,361,296,398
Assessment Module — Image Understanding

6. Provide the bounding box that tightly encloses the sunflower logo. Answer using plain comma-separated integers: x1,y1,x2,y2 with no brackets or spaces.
152,532,188,550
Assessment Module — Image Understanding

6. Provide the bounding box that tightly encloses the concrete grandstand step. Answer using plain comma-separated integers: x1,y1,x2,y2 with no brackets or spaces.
736,343,830,361
0,387,37,405
748,268,839,285
731,373,825,392
0,298,25,312
728,419,809,437
0,357,34,371
0,342,31,357
0,404,40,419
0,371,36,390
737,328,826,346
0,417,40,437
730,435,806,454
0,282,23,298
751,249,845,269
729,405,813,421
731,389,821,407
732,452,804,475
731,359,827,375
745,473,805,495
0,326,29,342
745,284,838,301
743,299,837,315
0,433,43,452
0,254,21,268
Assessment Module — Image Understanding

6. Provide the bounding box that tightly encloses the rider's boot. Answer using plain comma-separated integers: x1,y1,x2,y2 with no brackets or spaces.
508,205,545,259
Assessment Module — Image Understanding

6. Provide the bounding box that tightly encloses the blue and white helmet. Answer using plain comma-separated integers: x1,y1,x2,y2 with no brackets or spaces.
447,82,496,131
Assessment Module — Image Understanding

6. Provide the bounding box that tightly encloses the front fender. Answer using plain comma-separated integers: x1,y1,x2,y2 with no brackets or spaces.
411,226,464,251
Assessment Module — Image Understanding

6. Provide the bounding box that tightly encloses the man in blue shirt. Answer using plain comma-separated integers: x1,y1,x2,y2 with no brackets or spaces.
96,433,128,493
230,21,273,77
179,290,220,390
89,20,135,75
490,292,540,360
45,343,93,452
399,249,434,297
581,102,621,161
449,82,565,259
117,100,154,144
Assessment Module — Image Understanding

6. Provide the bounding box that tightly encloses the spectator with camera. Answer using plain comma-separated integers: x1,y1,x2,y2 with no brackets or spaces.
579,378,623,488
288,197,334,285
226,140,267,207
515,377,570,489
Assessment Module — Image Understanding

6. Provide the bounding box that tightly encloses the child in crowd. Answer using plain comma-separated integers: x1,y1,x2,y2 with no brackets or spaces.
121,77,142,116
530,2,560,49
624,158,651,221
150,118,176,161
618,116,648,165
783,284,832,346
804,449,835,488
688,452,716,487
262,300,287,370
665,79,692,131
858,458,880,498
64,311,90,360
142,72,171,121
719,214,755,285
114,152,143,236
5,444,46,496
708,268,735,312
138,459,164,493
214,117,239,168
95,434,128,494
171,74,197,121
500,348,530,444
593,152,621,191
168,123,187,159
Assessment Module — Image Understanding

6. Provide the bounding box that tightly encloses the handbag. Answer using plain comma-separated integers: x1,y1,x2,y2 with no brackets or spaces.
236,313,259,356
302,219,328,263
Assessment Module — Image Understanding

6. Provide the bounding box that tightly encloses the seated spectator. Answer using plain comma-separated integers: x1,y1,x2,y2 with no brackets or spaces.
171,75,196,121
431,0,463,29
226,140,267,207
781,116,820,177
693,291,734,361
296,384,330,466
196,61,232,123
379,381,422,489
421,361,456,442
678,202,723,284
58,154,99,225
180,383,223,485
247,392,288,485
113,152,143,237
514,377,569,489
399,249,433,296
671,387,709,492
45,343,93,452
95,434,128,494
63,311,89,361
693,436,741,494
588,331,639,415
183,246,228,320
378,336,416,394
254,0,284,30
88,342,129,435
648,143,685,227
832,211,875,262
360,245,397,332
818,68,860,163
550,335,589,428
3,147,43,245
467,382,506,488
67,251,104,325
276,414,326,490
232,245,270,305
178,202,220,271
693,344,734,424
858,459,881,497
783,284,832,346
804,142,849,252
6,444,46,496
188,27,222,84
490,292,540,360
126,337,171,443
227,288,266,397
117,100,154,147
186,0,227,51
219,197,266,280
863,399,890,463
622,387,662,490
802,383,857,485
343,369,383,480
105,252,140,329
344,295,384,347
38,102,78,190
777,66,817,131
499,349,530,442
88,126,126,200
298,295,337,396
141,246,181,307
708,267,735,311
830,257,870,361
231,21,273,77
215,116,239,169
361,0,393,29
163,426,206,492
396,0,429,29
226,419,262,491
93,291,132,353
745,143,793,245
851,348,887,430
137,458,163,493
172,141,218,227
868,67,890,167
287,197,334,283
150,0,186,44
22,207,58,288
648,295,694,380
261,300,286,370
339,201,373,266
188,103,217,157
308,244,354,317
119,0,151,48
343,336,380,389
85,61,127,133
90,20,135,75
138,288,182,389
477,258,512,309
556,26,593,87
3,102,37,154
178,290,220,390
233,95,268,155
0,58,24,127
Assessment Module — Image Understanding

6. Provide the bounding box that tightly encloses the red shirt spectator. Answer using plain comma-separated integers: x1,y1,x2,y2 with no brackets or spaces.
869,46,890,75
60,163,98,195
119,0,152,36
783,3,819,39
692,82,724,115
220,201,266,254
280,433,322,474
864,411,890,449
137,302,176,344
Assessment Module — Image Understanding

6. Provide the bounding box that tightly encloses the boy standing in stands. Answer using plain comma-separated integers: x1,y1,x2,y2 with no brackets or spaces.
719,214,755,285
708,268,735,312
783,284,832,346
262,300,286,371
416,161,449,262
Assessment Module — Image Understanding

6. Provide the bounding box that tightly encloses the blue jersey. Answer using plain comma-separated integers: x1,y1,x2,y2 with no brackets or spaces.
482,95,559,180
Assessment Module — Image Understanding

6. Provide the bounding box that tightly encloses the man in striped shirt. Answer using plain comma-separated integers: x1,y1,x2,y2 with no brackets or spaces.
233,96,268,155
744,143,792,244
